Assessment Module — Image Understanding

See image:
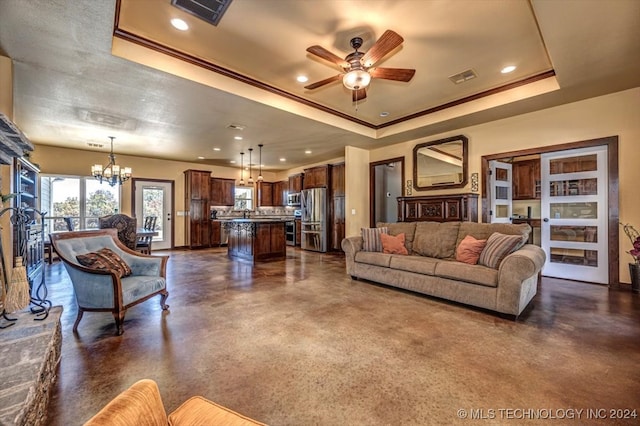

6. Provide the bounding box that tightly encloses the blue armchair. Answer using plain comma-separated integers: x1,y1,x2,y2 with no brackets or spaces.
50,228,169,335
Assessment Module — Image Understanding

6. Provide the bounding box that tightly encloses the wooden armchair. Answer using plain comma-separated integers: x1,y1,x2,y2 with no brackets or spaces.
50,229,169,335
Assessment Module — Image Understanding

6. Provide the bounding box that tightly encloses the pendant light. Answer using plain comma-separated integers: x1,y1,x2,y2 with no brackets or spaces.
239,152,245,186
258,144,264,181
248,148,254,185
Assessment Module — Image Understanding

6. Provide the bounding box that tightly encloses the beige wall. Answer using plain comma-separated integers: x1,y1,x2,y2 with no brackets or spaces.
31,145,280,247
345,146,370,238
370,88,640,283
0,55,13,266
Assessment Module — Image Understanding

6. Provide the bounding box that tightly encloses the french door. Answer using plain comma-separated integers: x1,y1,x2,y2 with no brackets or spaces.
541,147,608,283
133,180,173,250
489,161,512,223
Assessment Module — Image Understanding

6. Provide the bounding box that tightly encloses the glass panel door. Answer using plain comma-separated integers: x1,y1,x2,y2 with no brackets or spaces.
489,161,512,223
134,180,172,250
541,147,608,283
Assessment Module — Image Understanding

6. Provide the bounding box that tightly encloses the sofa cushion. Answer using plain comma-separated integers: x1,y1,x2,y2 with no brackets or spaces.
478,232,527,269
455,235,487,265
355,251,393,268
455,222,530,248
361,227,388,252
76,248,132,278
412,222,461,259
435,261,499,287
381,233,409,255
389,255,438,276
377,222,417,253
169,396,266,426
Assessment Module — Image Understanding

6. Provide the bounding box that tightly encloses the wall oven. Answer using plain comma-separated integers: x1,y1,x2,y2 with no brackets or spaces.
285,220,296,246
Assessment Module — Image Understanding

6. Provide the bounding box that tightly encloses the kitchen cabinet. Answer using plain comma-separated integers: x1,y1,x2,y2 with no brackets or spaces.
303,165,330,189
184,169,211,248
330,163,345,251
226,220,286,263
398,194,478,222
210,177,235,206
295,218,301,246
288,173,304,193
257,181,273,207
512,159,541,200
210,220,222,246
273,180,288,206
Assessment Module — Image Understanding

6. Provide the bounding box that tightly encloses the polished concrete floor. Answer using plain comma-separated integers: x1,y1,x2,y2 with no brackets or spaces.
44,247,640,425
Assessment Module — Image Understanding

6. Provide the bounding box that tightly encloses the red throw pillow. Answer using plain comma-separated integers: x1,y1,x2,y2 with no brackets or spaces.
380,233,409,255
456,235,488,265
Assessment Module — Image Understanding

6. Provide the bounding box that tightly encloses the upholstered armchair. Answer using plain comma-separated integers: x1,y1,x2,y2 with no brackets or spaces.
50,229,169,335
99,214,138,250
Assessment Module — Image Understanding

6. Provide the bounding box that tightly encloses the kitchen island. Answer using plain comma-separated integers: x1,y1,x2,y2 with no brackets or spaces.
224,219,287,263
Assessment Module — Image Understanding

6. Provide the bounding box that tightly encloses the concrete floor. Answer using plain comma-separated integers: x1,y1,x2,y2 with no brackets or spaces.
44,247,640,425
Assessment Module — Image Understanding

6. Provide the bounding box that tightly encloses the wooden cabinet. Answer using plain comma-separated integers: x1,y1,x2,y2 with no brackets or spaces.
210,220,221,246
272,180,288,206
513,159,541,200
288,173,304,193
398,194,478,222
184,169,211,248
329,163,345,251
257,181,273,207
210,178,235,206
226,221,286,263
303,165,330,189
295,218,301,246
14,157,43,286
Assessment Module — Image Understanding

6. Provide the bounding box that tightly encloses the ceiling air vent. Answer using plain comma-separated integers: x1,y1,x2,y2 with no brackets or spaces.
226,123,245,131
449,69,478,84
86,142,104,149
171,0,234,26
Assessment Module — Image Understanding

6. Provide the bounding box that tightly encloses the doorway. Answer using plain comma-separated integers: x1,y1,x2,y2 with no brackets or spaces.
481,136,619,286
132,179,174,250
369,157,405,226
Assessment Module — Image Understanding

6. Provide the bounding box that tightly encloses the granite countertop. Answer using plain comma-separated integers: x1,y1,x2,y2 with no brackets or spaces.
221,218,290,222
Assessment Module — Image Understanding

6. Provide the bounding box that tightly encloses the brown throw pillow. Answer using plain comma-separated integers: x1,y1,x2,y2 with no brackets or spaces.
361,227,388,252
478,232,526,269
76,248,132,278
455,235,487,265
380,233,409,255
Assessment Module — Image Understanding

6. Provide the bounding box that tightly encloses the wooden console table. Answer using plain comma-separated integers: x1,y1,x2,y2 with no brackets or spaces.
397,193,478,222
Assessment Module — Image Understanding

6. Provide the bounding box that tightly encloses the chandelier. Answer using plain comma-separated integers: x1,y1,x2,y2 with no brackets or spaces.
91,136,132,186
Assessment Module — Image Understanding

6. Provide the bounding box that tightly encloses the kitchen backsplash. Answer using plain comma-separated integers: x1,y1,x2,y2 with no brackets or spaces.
210,206,296,218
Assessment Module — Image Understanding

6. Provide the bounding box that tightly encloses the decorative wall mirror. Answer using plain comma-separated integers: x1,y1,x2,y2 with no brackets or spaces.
413,135,468,190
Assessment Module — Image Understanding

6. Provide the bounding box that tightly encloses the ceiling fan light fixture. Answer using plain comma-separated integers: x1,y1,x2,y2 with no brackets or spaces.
343,69,371,90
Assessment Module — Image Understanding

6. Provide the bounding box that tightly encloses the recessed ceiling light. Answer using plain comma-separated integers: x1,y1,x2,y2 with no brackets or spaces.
213,147,221,151
230,160,236,164
501,65,516,74
170,18,189,31
234,136,243,140
379,112,389,117
297,75,309,83
197,156,205,159
280,158,286,162
305,150,312,154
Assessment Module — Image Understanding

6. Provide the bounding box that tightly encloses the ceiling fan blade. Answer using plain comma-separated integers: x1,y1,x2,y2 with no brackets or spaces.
369,67,416,82
304,74,343,90
352,88,367,102
306,45,349,68
361,30,404,67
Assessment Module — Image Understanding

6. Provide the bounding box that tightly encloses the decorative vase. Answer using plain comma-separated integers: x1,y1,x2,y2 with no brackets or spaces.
629,263,640,294
5,256,31,312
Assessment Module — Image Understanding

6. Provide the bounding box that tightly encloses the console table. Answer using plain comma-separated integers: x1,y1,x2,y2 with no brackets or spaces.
397,193,478,222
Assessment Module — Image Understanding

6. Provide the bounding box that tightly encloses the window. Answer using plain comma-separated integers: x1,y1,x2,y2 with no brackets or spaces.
234,186,253,210
40,176,121,232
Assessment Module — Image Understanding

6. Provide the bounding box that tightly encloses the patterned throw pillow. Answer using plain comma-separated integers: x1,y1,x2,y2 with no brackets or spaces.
361,227,388,252
456,235,487,265
76,248,132,278
380,233,409,255
478,232,526,269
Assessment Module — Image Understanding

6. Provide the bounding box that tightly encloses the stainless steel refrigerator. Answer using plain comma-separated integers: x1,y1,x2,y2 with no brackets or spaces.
301,187,327,252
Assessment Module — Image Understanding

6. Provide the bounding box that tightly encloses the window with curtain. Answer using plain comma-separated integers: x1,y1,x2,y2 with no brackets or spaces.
40,175,121,232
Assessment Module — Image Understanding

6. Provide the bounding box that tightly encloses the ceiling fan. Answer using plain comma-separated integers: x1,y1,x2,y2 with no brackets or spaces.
304,30,416,102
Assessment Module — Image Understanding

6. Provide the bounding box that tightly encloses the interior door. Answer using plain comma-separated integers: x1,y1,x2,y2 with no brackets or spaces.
489,161,512,223
134,180,173,250
540,147,608,284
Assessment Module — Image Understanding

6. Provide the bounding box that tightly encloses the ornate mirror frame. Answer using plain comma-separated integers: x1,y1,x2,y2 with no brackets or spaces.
412,135,468,191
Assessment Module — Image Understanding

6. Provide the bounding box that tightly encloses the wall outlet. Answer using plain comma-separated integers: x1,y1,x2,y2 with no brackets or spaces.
351,208,356,215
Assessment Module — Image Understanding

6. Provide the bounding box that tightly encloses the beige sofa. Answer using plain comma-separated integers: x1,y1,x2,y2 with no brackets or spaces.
341,222,546,317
